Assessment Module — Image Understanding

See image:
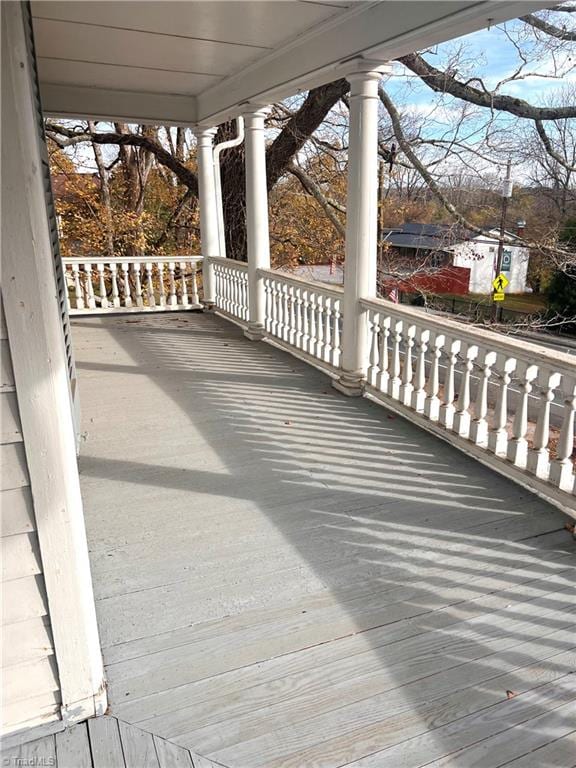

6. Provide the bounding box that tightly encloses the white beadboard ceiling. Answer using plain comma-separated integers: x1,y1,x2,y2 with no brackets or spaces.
32,0,547,126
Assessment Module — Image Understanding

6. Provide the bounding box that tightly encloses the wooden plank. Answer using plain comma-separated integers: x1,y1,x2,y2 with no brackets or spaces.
425,701,576,767
1,443,29,491
0,486,35,536
0,391,22,443
153,735,193,768
1,691,60,735
1,339,15,389
118,719,160,768
1,531,42,582
3,616,54,667
109,578,576,707
2,655,60,705
0,734,56,767
0,296,7,341
209,652,576,767
501,731,576,768
182,644,576,757
55,722,93,768
338,676,576,768
106,543,575,666
117,566,575,729
2,574,49,624
88,716,125,768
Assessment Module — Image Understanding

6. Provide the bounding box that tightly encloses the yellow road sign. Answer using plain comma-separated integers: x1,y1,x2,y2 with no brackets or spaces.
492,273,509,292
493,291,505,302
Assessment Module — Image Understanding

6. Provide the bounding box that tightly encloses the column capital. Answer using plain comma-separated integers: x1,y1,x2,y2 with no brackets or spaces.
194,125,218,145
239,104,271,122
340,57,392,82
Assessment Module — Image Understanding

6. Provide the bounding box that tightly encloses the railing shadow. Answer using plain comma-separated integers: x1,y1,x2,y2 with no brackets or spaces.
72,311,575,768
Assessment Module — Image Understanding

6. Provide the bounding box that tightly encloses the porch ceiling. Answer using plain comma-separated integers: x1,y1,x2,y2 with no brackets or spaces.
33,0,547,126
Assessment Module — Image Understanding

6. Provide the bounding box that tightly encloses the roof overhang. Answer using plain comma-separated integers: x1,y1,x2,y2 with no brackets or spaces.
34,0,548,126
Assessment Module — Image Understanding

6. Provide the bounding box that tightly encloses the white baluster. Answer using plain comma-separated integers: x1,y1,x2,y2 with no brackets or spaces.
469,350,497,447
121,263,132,307
167,262,177,307
288,286,297,345
264,279,273,332
411,328,430,412
440,338,461,430
367,312,380,387
302,290,310,350
389,319,403,400
110,263,120,308
282,284,290,341
527,370,561,480
315,295,325,359
507,362,539,468
424,332,445,422
332,301,341,368
242,274,248,320
376,315,391,393
549,376,576,492
324,297,333,363
157,262,166,307
295,288,304,349
308,292,317,355
84,263,96,309
179,262,189,307
145,262,155,307
488,356,517,457
133,264,144,307
400,324,416,406
453,344,479,438
97,263,109,309
190,262,199,306
72,265,84,309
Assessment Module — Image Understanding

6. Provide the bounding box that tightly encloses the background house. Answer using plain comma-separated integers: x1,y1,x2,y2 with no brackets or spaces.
382,222,530,294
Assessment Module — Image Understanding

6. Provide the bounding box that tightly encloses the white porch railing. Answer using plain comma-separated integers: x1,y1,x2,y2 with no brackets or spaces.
63,256,203,314
210,256,249,322
209,260,575,508
260,269,342,368
361,297,575,502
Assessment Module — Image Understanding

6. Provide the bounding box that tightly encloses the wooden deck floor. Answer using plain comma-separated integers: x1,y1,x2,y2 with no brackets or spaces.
71,311,575,768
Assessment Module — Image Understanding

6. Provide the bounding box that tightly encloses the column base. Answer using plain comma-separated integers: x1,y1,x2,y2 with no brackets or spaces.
202,301,215,312
244,323,266,341
332,372,365,397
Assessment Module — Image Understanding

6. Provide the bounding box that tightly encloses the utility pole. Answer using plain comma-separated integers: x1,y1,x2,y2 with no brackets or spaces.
493,158,513,321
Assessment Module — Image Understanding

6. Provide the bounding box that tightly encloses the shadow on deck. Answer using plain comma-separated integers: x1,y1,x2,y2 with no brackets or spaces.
71,311,575,768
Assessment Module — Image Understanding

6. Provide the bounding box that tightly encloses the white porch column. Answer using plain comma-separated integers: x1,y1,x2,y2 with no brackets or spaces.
196,126,219,306
334,61,391,396
243,107,271,341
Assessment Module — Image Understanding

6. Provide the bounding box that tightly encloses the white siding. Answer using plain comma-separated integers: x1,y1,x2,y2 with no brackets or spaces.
0,300,62,736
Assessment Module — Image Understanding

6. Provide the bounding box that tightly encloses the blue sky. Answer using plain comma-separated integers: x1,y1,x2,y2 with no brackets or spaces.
387,16,574,112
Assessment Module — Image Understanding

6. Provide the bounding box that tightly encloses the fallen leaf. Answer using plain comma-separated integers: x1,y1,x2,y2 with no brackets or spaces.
506,690,517,699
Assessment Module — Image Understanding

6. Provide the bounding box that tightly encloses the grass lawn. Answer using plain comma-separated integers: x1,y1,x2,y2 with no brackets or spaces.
438,293,548,314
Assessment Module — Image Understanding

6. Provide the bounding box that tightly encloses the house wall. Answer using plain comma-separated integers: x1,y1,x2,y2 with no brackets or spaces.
1,2,105,746
0,297,62,736
451,235,529,294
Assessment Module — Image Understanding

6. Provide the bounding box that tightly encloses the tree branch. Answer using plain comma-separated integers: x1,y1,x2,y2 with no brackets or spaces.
534,119,576,172
288,163,346,238
520,12,576,41
397,52,576,120
46,122,199,195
